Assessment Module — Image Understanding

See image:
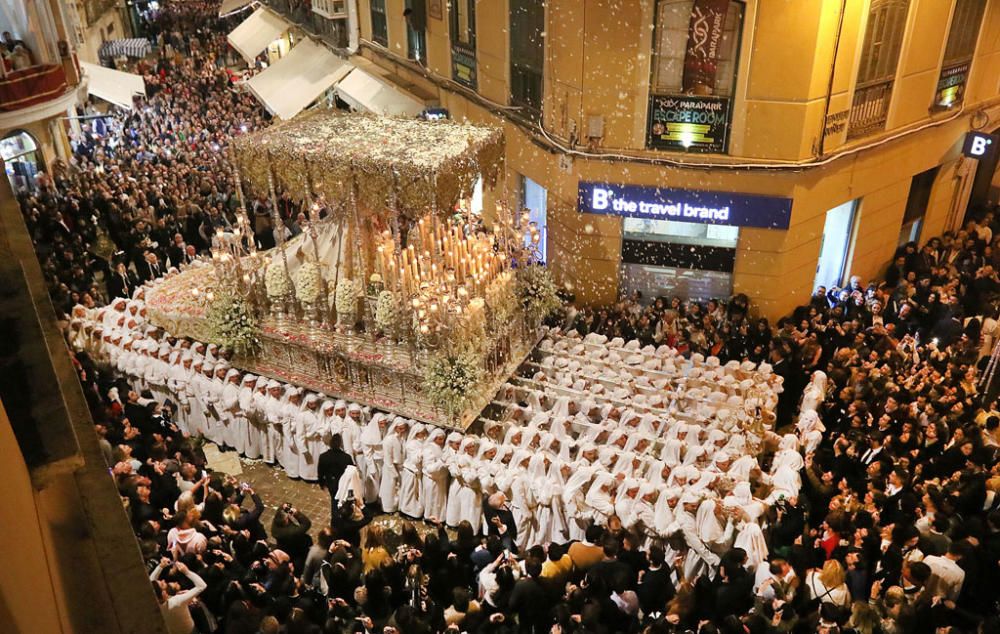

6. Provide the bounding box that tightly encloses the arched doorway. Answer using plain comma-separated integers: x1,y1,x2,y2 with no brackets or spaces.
1,130,41,193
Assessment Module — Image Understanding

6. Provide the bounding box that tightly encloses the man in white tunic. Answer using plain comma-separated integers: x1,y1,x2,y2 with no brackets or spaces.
280,388,304,478
379,418,408,513
263,381,286,465
342,404,363,468
446,436,479,527
238,375,260,459
219,369,243,451
675,492,721,581
297,394,323,481
167,353,194,433
562,463,596,541
398,423,427,518
421,429,450,521
195,362,219,443
360,414,389,503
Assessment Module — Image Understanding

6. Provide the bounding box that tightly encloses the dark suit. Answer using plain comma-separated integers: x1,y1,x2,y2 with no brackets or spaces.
637,566,674,615
317,447,353,519
107,269,137,299
137,261,163,283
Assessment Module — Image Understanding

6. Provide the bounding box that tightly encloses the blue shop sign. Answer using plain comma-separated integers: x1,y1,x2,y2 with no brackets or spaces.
577,181,792,230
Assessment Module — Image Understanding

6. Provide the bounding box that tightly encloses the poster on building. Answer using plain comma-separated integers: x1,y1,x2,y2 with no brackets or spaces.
934,62,970,110
681,0,732,94
451,47,477,89
646,94,731,153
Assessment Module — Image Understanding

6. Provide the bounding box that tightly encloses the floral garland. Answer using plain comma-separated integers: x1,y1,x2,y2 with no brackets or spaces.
206,292,260,356
423,350,483,417
335,279,360,314
265,258,292,298
515,265,561,320
294,261,324,304
374,290,398,333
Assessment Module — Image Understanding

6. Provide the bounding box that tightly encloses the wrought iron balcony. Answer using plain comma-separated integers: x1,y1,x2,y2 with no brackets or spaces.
846,79,893,141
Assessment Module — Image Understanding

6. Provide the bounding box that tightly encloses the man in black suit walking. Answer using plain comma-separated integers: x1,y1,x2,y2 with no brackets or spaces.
317,434,354,523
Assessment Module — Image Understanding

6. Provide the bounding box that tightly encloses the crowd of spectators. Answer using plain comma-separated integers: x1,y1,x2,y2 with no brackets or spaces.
14,1,284,319
12,1,1000,633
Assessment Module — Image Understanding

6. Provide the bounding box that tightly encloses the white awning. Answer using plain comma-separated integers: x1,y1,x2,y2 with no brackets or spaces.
219,0,254,17
80,61,146,110
227,7,289,64
246,38,353,121
335,68,426,117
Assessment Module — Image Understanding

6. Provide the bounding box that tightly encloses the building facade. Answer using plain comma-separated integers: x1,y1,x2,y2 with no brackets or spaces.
339,0,1000,319
72,0,132,64
0,0,89,193
0,3,164,628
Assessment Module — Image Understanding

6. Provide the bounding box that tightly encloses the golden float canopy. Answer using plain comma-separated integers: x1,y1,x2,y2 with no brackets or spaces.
230,110,505,222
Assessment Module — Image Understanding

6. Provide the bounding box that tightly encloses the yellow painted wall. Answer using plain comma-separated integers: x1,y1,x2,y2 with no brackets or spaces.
0,403,66,634
352,0,1000,318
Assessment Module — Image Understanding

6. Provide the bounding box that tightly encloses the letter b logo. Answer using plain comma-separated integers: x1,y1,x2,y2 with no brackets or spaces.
971,136,990,156
592,187,610,210
964,132,995,158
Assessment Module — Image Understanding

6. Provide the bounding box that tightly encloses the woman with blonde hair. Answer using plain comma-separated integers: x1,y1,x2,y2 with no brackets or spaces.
804,559,851,608
362,524,393,573
847,600,881,634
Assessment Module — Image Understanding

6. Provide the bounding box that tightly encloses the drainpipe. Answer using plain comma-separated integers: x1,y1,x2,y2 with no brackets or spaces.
347,0,360,53
818,0,848,157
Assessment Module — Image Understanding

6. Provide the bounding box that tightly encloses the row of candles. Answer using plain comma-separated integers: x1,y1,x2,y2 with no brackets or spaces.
375,214,509,300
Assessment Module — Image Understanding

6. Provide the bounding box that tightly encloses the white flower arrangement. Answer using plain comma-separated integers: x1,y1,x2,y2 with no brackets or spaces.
424,350,483,416
206,292,260,355
334,279,360,315
294,261,324,304
265,258,292,298
515,264,561,320
374,290,398,332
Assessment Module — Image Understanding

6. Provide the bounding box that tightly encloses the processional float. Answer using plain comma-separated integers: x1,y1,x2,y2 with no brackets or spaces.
146,112,558,430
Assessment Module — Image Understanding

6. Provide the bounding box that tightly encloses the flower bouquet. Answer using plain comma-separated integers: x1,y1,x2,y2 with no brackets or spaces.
374,290,398,338
265,258,293,319
206,292,260,356
424,350,483,418
334,278,360,330
515,264,561,322
295,261,325,326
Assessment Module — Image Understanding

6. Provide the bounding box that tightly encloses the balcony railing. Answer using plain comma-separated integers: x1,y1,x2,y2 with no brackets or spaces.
263,0,349,49
0,64,69,112
510,63,543,115
847,79,893,141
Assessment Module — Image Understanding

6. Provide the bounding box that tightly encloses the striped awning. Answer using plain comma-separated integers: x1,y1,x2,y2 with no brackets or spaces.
98,38,152,60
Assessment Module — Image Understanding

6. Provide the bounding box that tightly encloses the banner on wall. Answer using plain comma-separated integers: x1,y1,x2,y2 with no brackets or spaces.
681,0,732,94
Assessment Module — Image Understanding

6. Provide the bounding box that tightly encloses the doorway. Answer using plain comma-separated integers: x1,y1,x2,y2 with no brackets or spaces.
1,130,41,194
520,174,547,262
813,200,858,291
899,166,939,246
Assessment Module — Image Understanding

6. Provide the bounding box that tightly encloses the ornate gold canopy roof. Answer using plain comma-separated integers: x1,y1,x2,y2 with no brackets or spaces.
230,111,505,223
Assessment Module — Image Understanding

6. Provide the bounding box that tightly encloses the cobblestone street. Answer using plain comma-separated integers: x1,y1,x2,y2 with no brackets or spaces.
237,458,332,538
233,455,441,544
